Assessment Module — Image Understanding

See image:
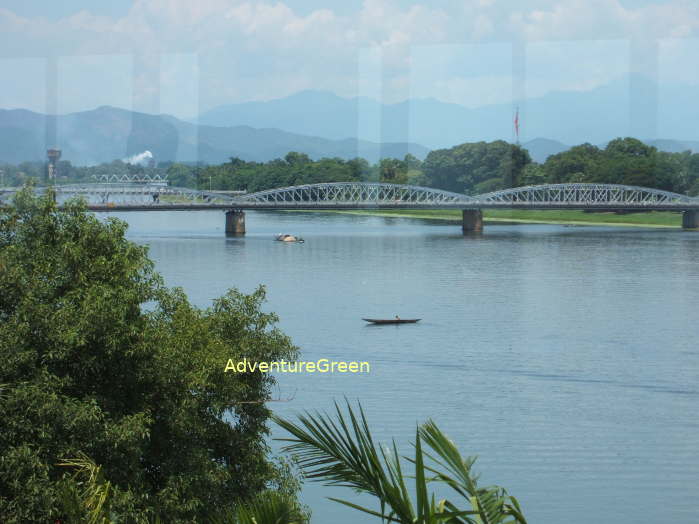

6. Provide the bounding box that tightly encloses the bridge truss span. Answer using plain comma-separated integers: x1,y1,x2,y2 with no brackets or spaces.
238,182,474,208
90,173,169,184
47,183,239,205
476,183,698,210
5,181,698,231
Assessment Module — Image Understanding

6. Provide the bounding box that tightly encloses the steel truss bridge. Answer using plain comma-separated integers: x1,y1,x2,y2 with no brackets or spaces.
229,182,699,211
90,174,169,184
3,182,699,231
15,181,699,209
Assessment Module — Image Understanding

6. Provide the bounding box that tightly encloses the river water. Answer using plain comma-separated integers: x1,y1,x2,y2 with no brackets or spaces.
115,210,699,524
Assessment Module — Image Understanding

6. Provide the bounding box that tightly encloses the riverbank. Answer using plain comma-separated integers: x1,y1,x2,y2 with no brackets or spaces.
290,209,683,228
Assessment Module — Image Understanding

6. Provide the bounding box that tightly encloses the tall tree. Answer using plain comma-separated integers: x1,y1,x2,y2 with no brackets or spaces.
422,141,531,194
0,189,299,522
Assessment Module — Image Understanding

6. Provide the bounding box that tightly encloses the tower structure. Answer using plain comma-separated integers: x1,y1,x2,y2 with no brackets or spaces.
47,148,62,181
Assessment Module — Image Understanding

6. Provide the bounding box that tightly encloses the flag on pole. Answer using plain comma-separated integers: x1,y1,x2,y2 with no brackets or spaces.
514,106,520,142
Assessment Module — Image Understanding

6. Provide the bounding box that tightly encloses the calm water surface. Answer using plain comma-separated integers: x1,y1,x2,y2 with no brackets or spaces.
114,210,699,524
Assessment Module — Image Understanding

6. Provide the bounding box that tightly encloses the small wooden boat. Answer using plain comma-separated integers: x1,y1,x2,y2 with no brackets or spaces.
275,234,305,243
362,318,421,325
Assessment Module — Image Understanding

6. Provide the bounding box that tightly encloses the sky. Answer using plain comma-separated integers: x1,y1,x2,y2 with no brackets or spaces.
1,0,699,118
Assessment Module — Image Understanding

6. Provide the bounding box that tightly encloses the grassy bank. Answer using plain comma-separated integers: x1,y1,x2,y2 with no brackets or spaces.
292,209,684,228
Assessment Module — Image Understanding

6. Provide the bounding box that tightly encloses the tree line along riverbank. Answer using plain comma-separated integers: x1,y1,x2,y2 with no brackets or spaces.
5,137,699,201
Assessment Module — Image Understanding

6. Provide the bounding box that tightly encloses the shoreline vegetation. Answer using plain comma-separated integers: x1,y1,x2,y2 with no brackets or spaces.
286,209,684,228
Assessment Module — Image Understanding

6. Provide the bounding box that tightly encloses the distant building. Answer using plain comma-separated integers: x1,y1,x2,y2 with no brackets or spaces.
47,149,62,181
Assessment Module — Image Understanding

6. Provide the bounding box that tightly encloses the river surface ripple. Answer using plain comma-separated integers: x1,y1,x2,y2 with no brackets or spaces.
114,210,699,524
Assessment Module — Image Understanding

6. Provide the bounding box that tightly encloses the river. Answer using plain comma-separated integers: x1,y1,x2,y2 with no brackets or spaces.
115,209,699,524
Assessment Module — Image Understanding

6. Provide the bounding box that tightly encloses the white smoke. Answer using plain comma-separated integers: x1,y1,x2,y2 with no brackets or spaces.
123,150,154,165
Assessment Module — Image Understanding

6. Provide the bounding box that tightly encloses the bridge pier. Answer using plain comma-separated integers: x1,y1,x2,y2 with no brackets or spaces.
225,210,245,235
682,210,699,229
462,209,483,233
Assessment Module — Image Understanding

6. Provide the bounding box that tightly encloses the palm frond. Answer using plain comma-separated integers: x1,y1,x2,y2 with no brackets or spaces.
419,421,527,524
275,402,528,524
210,490,308,524
273,400,417,522
57,452,113,524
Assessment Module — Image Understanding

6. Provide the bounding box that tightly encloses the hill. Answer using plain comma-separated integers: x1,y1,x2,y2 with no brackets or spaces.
200,74,699,150
0,106,429,166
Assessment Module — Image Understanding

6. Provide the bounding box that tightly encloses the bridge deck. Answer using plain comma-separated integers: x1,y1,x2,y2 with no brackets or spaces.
85,203,699,212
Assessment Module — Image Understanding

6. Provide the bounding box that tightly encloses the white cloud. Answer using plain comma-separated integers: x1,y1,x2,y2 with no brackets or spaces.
1,0,699,116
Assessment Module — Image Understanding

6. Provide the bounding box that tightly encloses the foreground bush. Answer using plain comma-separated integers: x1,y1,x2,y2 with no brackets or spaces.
0,189,299,522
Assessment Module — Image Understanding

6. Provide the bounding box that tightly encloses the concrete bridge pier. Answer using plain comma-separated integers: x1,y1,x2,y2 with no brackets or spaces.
682,210,699,229
462,209,483,233
225,210,246,235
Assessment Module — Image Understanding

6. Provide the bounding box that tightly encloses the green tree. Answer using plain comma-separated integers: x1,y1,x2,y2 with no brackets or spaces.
422,141,531,194
379,158,407,184
285,152,312,166
166,162,197,188
347,157,371,181
519,163,546,187
403,153,422,171
0,189,299,522
58,453,307,524
542,143,602,184
597,137,657,187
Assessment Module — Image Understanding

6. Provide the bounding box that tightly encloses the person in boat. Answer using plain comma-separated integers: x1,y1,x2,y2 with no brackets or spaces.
395,315,400,320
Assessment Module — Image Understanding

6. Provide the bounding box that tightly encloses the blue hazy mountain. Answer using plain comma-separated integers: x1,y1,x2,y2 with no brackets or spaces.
0,106,429,165
4,72,699,166
521,138,570,163
199,74,699,150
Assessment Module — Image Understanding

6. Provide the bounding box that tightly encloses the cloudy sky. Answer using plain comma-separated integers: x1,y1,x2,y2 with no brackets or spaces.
1,0,698,118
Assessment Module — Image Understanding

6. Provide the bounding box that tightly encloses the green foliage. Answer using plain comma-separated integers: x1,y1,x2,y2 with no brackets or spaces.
0,158,169,185
422,141,531,194
58,453,308,524
4,136,699,198
0,189,299,522
57,453,115,524
166,162,198,187
518,163,546,187
541,137,699,193
473,177,504,194
542,143,602,184
194,154,374,192
213,491,308,524
275,401,527,524
379,158,406,183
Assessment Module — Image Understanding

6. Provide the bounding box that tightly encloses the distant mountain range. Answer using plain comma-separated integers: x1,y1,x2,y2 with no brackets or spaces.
520,138,570,163
2,72,699,167
200,73,699,151
0,106,429,166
